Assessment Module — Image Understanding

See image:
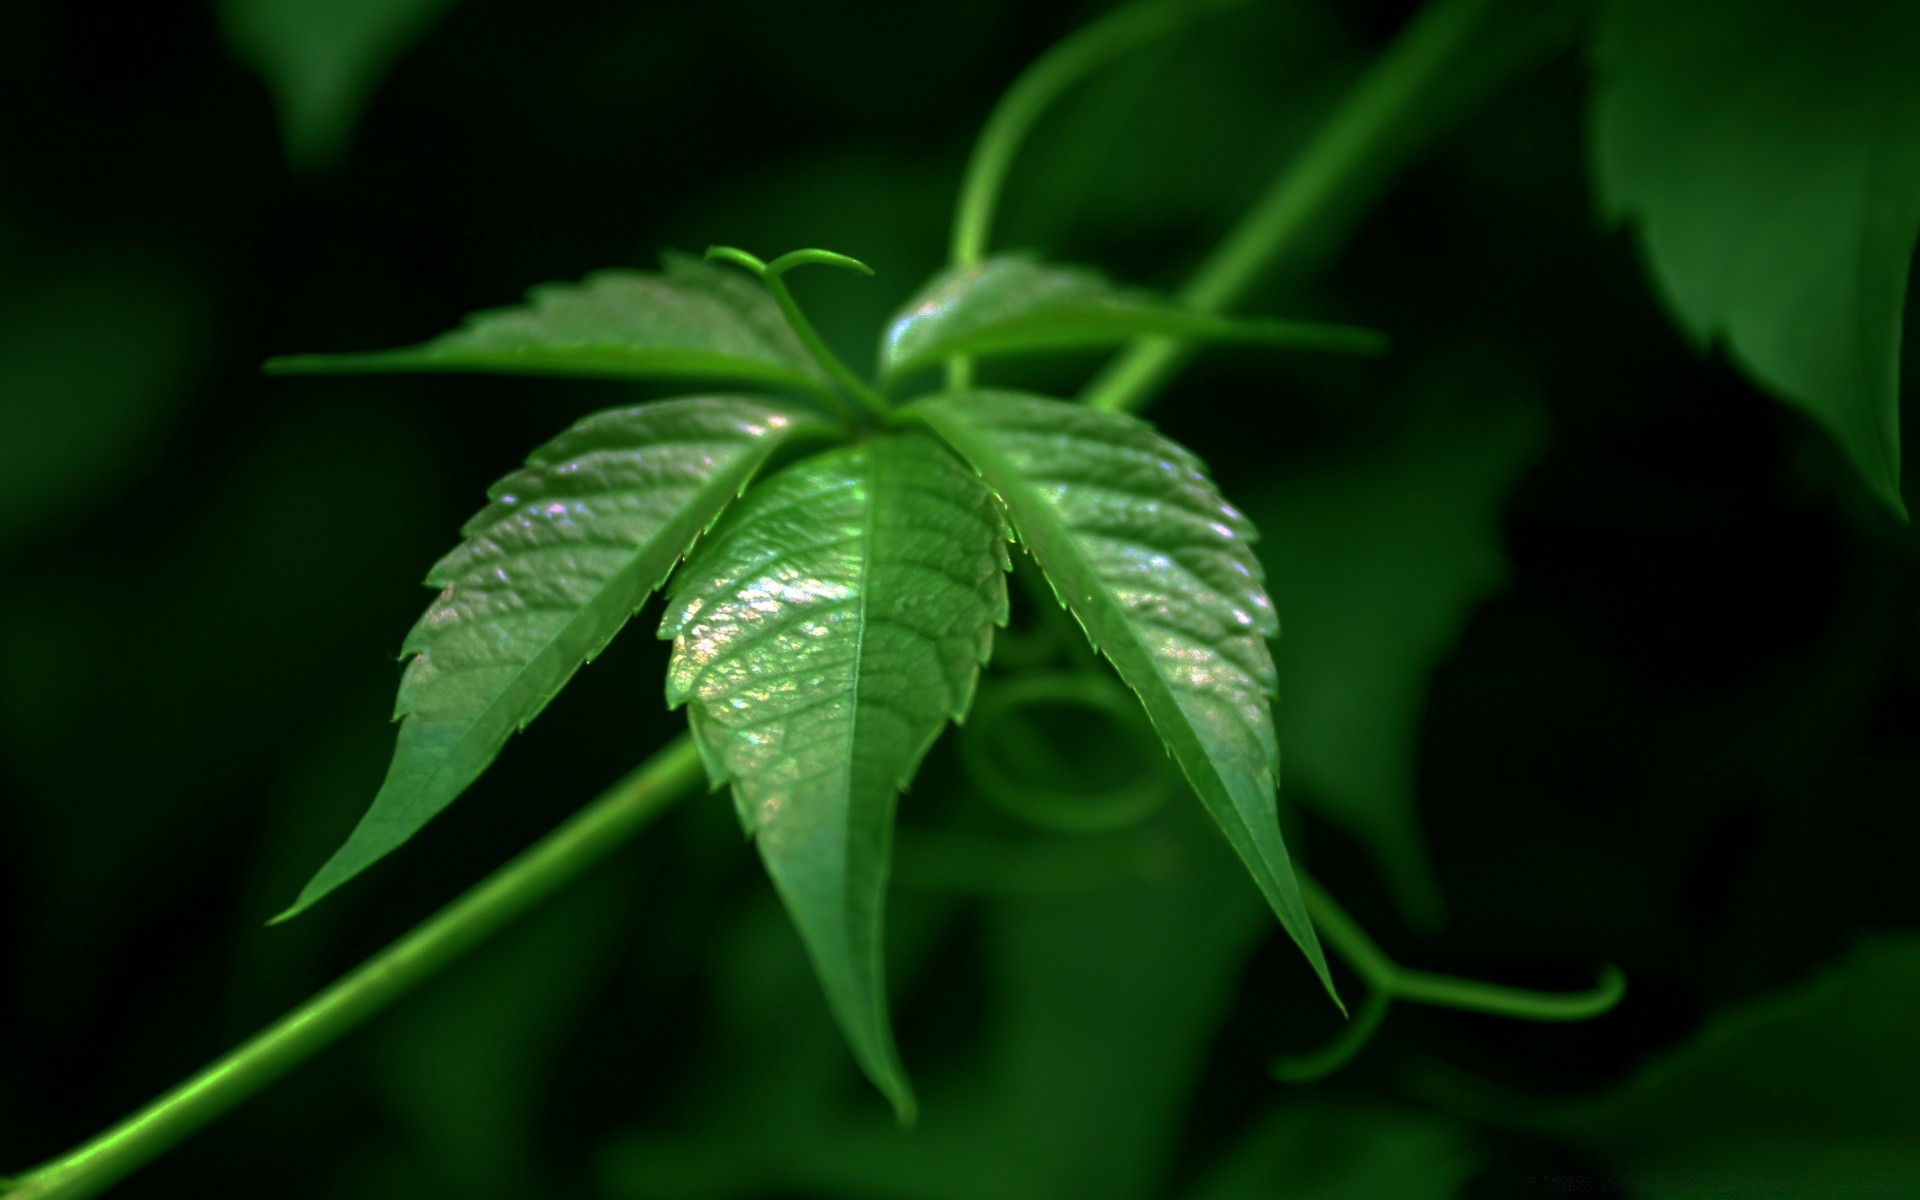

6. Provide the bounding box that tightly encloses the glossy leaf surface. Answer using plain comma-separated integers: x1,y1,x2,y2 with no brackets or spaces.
915,392,1335,1004
881,257,1384,382
266,255,832,396
285,396,820,917
1593,0,1920,517
660,433,1009,1119
1251,402,1545,928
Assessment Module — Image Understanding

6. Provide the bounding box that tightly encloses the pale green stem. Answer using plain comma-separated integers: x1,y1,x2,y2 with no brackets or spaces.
944,0,1221,391
2,737,707,1200
1390,962,1629,1020
1275,872,1626,1082
706,245,889,420
1083,0,1539,413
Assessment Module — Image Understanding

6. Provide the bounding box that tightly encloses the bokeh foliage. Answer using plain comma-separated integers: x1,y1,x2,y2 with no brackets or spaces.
3,0,1918,1196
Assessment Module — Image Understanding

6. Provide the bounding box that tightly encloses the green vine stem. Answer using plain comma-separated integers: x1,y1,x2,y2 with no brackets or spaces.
1082,0,1569,413
704,245,890,420
1273,873,1627,1082
944,0,1224,391
1,738,706,1200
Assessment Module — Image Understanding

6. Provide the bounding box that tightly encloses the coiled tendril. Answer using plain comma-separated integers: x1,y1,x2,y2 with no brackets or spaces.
959,670,1180,833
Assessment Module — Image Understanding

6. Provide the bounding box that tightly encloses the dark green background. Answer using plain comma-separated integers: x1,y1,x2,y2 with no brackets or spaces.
3,1,1916,1196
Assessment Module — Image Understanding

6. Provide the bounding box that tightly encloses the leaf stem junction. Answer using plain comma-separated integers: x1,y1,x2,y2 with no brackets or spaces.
705,245,890,422
1274,873,1626,1082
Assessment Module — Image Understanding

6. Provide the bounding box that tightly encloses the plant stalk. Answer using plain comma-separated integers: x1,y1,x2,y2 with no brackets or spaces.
2,737,706,1200
945,0,1214,391
1300,873,1626,1022
1082,0,1571,413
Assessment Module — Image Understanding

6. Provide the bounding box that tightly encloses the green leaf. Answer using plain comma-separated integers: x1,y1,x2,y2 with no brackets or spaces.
913,392,1337,1006
659,432,1010,1120
881,257,1385,383
1541,937,1920,1189
1249,402,1546,928
266,255,834,397
283,396,822,918
220,0,463,176
1592,0,1920,518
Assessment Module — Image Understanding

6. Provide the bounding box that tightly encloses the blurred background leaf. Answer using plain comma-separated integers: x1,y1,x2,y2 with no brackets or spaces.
1249,351,1546,929
220,0,466,176
1592,0,1920,519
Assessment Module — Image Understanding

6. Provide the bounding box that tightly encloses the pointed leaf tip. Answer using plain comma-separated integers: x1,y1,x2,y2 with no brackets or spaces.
261,258,831,393
891,1086,920,1127
914,391,1338,1005
284,396,822,915
661,432,1009,1110
1593,0,1914,516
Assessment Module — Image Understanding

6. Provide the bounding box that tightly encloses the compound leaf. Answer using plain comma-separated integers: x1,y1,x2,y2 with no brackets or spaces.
882,257,1384,383
660,432,1009,1120
267,254,833,398
1592,0,1920,518
283,396,823,918
913,392,1335,1006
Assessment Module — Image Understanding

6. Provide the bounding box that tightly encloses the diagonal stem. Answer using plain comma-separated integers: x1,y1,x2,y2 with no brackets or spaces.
944,0,1221,391
1082,0,1579,413
3,738,706,1200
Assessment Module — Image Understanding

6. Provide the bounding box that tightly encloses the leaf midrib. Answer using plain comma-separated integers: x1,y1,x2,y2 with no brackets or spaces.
840,445,883,1051
930,415,1240,785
